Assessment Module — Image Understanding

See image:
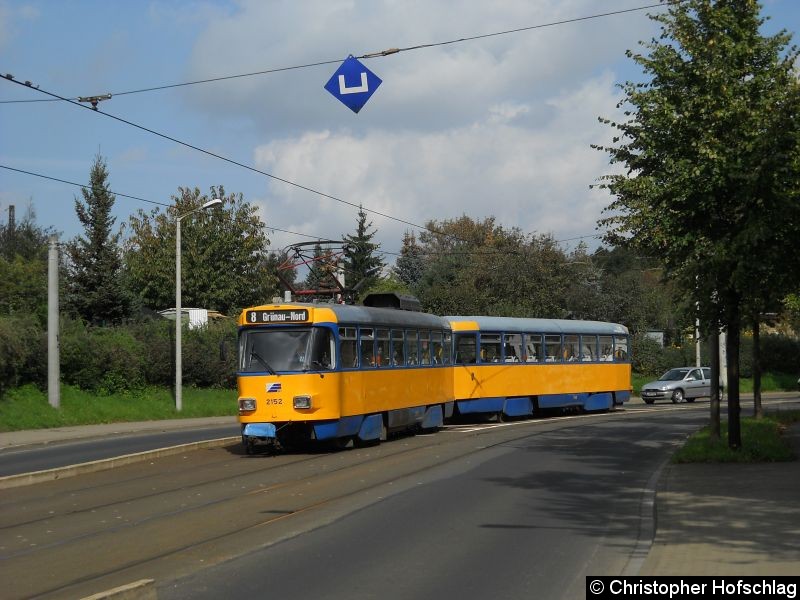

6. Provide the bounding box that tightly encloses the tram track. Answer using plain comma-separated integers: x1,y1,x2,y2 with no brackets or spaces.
1,425,519,598
1,405,688,532
4,403,740,599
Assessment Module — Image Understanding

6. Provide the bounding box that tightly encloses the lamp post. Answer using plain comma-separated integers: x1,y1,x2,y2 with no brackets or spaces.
175,198,223,411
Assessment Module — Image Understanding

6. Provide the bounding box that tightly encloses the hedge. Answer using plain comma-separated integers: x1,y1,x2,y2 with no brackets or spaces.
0,314,238,394
1,314,798,395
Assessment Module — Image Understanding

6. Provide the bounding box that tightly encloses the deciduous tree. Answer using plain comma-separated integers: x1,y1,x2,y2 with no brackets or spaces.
596,0,800,448
123,186,275,315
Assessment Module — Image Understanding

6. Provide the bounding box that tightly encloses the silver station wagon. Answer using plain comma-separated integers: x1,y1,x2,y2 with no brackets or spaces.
640,367,712,404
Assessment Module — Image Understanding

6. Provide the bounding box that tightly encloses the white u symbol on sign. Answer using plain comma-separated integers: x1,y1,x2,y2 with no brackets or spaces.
339,72,369,95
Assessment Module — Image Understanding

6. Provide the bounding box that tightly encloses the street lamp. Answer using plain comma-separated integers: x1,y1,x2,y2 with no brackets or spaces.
175,198,223,411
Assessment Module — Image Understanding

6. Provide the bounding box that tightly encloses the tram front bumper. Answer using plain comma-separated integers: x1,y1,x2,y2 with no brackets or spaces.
243,422,277,440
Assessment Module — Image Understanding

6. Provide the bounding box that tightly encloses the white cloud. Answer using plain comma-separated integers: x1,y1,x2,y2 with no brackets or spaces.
252,71,623,258
182,0,651,134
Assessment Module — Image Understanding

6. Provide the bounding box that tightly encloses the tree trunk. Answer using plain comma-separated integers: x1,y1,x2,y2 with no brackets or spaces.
709,326,721,442
726,314,741,450
752,314,763,418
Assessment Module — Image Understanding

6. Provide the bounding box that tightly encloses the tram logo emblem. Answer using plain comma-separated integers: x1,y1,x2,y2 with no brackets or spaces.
324,56,382,113
266,383,282,393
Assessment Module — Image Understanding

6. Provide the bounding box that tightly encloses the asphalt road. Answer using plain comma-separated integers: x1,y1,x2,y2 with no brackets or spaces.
0,402,715,600
0,424,239,476
162,405,705,600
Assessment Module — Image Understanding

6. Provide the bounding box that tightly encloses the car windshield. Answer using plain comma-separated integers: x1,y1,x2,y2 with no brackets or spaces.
659,368,690,381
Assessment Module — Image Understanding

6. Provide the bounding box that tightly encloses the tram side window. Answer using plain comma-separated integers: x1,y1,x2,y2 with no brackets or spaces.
581,335,598,361
407,330,419,365
392,330,405,366
420,330,431,365
431,331,444,365
360,328,375,368
504,333,522,362
545,335,561,362
613,336,629,361
564,335,580,361
455,334,477,364
599,335,613,361
341,327,358,368
526,334,542,362
480,333,502,362
443,333,452,364
376,329,390,367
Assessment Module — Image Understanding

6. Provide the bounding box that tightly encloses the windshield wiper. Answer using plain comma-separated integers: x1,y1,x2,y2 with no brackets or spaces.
250,351,277,375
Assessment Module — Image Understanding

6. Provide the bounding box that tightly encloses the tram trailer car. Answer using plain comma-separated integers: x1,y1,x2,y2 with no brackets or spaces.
237,299,455,452
446,316,631,420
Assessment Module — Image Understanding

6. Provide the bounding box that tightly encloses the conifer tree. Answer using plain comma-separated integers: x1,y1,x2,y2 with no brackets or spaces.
393,231,425,289
342,206,384,295
66,154,130,325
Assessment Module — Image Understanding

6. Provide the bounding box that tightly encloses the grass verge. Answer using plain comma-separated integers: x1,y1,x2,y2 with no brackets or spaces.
672,410,800,463
0,384,236,432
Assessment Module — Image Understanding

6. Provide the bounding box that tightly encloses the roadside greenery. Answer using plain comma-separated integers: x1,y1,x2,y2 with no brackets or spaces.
673,411,800,463
0,384,236,432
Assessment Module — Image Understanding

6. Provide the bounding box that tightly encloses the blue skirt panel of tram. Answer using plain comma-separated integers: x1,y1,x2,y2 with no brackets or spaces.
455,390,628,417
243,403,449,446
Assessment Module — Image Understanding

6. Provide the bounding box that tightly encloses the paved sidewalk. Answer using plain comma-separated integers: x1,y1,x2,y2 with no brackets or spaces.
641,426,800,575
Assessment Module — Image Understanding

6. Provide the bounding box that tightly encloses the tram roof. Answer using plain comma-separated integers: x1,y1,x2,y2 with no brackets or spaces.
246,302,451,329
445,316,628,336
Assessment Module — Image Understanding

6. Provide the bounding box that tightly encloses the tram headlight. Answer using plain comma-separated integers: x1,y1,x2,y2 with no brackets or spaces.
239,398,257,412
293,395,312,409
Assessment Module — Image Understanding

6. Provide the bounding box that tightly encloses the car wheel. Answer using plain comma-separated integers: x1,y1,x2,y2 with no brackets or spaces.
671,389,684,403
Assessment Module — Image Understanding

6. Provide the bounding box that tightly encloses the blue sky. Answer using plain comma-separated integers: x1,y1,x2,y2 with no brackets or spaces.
1,0,798,263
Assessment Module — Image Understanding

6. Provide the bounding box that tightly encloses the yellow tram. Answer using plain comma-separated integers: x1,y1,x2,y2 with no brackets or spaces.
447,316,631,419
237,295,631,451
237,295,454,451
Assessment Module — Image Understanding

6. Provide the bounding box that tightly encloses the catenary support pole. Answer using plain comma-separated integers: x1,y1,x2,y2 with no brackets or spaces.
48,235,60,409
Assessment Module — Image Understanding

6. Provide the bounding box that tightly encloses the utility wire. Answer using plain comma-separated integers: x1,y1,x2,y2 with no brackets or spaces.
0,2,670,245
0,2,673,105
1,74,441,237
0,163,331,241
2,163,603,261
0,164,171,208
3,75,538,251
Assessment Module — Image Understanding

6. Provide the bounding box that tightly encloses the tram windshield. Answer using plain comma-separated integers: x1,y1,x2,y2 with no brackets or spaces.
239,327,334,373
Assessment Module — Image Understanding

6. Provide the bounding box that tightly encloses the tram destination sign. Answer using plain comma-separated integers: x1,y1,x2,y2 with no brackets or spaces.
246,309,310,324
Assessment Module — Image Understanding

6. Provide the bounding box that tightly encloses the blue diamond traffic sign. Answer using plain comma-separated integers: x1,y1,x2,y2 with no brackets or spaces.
324,56,382,114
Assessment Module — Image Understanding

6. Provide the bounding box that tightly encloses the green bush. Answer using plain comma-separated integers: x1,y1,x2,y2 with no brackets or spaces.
759,335,800,375
182,319,238,388
129,319,174,387
631,334,689,376
60,318,146,393
0,313,46,394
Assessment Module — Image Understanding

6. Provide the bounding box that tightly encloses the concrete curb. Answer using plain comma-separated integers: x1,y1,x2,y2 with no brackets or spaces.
0,436,239,490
